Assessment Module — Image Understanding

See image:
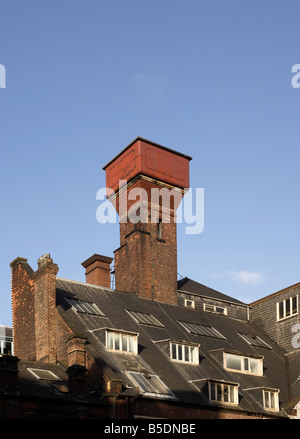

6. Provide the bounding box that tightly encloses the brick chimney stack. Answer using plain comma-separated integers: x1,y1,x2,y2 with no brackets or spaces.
103,137,192,305
81,254,112,288
10,254,59,363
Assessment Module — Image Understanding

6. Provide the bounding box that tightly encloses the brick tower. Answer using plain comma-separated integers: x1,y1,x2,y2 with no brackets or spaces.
103,137,192,305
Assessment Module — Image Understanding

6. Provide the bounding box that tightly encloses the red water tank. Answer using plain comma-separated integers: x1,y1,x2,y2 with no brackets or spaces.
103,137,192,197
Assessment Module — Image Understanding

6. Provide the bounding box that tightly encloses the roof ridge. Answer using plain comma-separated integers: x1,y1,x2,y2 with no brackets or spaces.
56,276,114,291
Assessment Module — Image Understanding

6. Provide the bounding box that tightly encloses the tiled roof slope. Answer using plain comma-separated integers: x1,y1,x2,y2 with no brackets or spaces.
178,277,245,305
55,277,291,417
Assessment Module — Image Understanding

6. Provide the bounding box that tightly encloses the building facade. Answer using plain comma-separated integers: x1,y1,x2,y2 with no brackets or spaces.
1,137,299,419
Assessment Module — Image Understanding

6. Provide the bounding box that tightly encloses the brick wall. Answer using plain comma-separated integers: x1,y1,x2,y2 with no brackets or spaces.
115,220,178,304
132,398,268,419
10,258,36,361
113,177,183,305
32,256,59,362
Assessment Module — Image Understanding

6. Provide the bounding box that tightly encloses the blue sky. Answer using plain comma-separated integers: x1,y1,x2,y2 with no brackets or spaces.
0,1,299,325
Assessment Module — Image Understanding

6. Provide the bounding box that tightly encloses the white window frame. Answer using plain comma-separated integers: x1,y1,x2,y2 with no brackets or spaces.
277,295,298,321
170,341,199,365
209,381,239,405
127,371,175,399
105,329,138,354
0,339,13,355
28,368,61,381
184,298,195,309
224,351,263,376
263,389,279,411
203,303,227,315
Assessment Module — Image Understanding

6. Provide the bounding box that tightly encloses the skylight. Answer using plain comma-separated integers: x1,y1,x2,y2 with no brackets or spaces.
28,368,61,381
127,310,164,327
128,372,174,398
178,321,226,340
238,333,272,349
67,299,105,316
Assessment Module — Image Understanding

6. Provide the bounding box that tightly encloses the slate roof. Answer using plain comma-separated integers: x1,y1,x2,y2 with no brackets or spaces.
55,276,292,417
178,277,246,305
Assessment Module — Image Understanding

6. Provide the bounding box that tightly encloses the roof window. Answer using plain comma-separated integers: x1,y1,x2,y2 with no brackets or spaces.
127,310,164,327
28,368,61,381
67,298,105,316
128,372,174,398
238,333,272,349
178,321,226,340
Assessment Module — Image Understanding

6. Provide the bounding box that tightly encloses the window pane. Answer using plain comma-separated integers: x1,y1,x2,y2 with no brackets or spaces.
128,336,135,353
250,358,259,374
107,331,114,349
171,343,177,360
226,353,241,370
224,385,229,402
229,385,235,403
114,334,120,350
286,299,290,317
178,344,182,361
210,382,216,400
191,347,196,363
265,391,270,408
270,392,275,409
184,345,190,362
122,334,128,352
244,357,250,371
278,301,284,319
4,341,12,355
292,296,297,314
217,384,222,401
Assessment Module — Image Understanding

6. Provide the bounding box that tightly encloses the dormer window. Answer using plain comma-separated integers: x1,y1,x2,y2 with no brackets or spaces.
106,329,138,354
170,341,199,364
224,351,263,376
263,389,279,411
209,380,239,405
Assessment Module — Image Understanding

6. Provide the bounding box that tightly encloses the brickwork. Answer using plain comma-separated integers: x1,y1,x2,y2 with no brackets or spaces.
81,254,113,288
66,335,87,367
115,220,178,304
251,283,300,353
32,256,59,363
10,258,35,361
112,176,184,305
133,399,268,419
